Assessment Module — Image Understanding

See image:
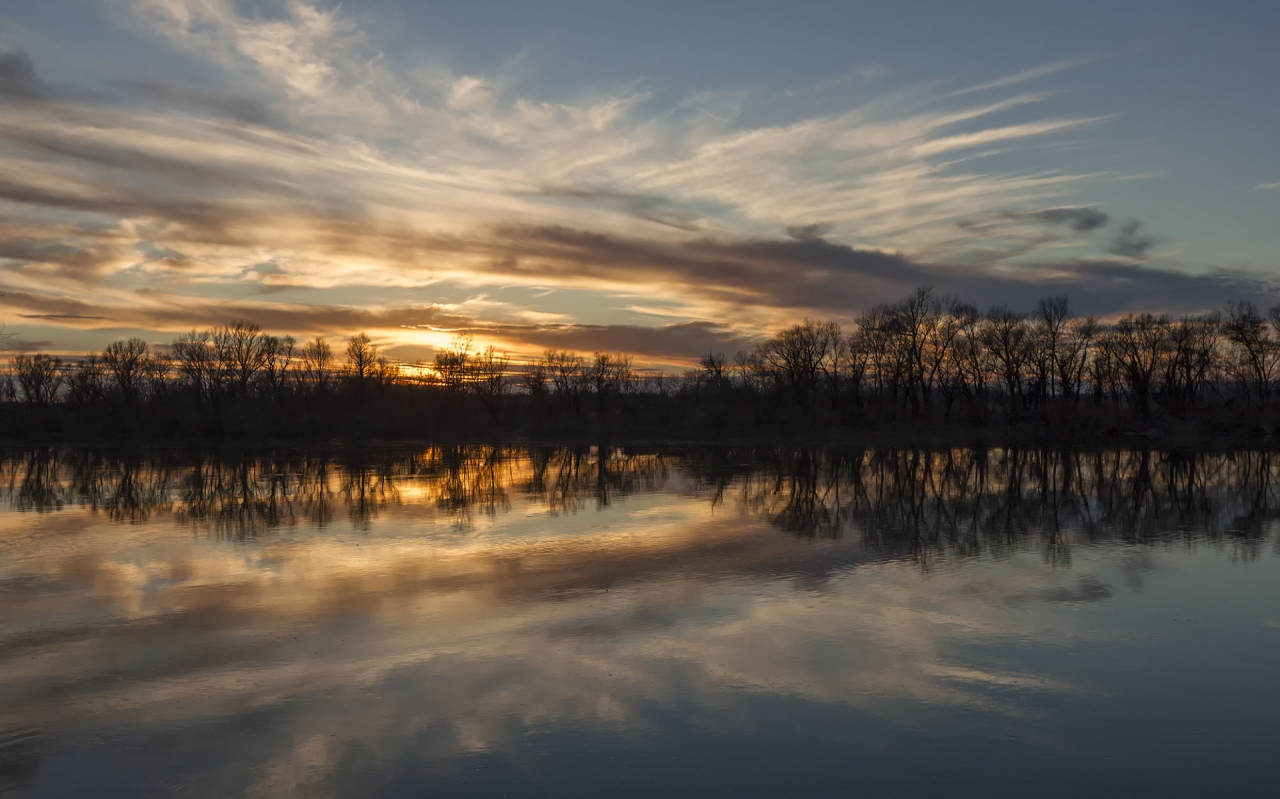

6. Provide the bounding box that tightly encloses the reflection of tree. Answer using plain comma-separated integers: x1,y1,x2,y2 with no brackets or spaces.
100,457,166,523
544,448,589,515
0,447,1277,561
300,458,335,528
517,447,670,516
177,455,308,539
740,450,842,538
706,447,1280,564
339,456,398,531
428,446,509,528
11,449,63,513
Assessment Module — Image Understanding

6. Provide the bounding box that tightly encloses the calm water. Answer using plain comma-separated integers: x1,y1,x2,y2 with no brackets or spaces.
2,446,1279,797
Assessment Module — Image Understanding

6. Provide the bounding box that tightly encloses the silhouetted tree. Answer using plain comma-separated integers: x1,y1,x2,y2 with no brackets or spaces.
434,335,472,391
467,345,510,419
172,330,216,402
346,332,378,380
213,321,269,399
757,318,842,414
1111,313,1171,419
300,336,334,391
101,338,150,403
981,306,1031,418
13,354,63,409
1223,301,1276,407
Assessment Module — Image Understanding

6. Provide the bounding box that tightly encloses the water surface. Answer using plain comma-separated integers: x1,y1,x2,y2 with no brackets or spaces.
2,447,1279,797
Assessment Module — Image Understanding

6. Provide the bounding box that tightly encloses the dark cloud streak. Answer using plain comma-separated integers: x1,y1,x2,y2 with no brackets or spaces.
785,223,833,241
0,49,44,100
999,206,1110,232
535,185,704,231
0,289,753,362
0,289,472,337
117,80,278,126
468,224,1274,317
1109,219,1154,259
482,320,754,361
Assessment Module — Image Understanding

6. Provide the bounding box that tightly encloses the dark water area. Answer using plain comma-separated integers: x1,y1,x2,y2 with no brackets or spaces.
1,446,1279,797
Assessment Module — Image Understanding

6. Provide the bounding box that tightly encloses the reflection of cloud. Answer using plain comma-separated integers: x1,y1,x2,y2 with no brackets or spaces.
0,455,1097,754
962,575,1114,605
3,494,1094,795
4,446,1279,793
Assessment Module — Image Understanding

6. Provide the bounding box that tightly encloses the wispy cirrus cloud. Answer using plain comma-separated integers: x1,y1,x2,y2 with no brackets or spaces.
0,1,1262,360
949,57,1098,96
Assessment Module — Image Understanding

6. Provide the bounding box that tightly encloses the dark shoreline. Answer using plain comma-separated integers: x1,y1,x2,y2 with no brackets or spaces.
1,421,1274,452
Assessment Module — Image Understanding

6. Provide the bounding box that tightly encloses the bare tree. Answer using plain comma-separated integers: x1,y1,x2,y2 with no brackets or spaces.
1089,331,1123,408
981,306,1031,418
1111,313,1171,419
213,321,269,398
1223,301,1276,407
522,358,549,398
842,333,871,414
301,336,334,390
142,350,171,401
101,338,151,402
691,352,734,396
916,293,966,416
13,354,63,408
543,350,586,413
172,331,216,401
66,355,107,408
733,349,769,395
936,303,980,420
1033,296,1071,406
1165,313,1219,410
468,345,510,418
371,356,398,386
895,286,950,414
346,332,378,380
1057,315,1098,409
261,335,296,396
757,319,842,413
587,352,633,412
856,305,910,413
434,334,472,390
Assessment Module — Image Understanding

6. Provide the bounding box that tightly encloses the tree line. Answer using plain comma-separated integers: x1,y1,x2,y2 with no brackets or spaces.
688,287,1280,434
7,287,1280,440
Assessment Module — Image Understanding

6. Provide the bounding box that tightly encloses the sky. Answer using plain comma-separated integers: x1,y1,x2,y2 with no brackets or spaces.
0,0,1277,367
